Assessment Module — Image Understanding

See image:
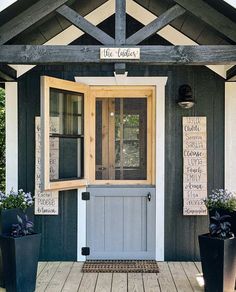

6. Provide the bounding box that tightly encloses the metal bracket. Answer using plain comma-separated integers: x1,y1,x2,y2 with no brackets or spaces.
82,192,90,201
81,247,90,256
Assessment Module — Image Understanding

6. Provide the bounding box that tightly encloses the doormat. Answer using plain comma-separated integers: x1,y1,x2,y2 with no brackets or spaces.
82,260,159,273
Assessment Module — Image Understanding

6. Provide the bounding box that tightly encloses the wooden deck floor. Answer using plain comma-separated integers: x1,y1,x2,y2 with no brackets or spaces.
35,261,204,292
0,261,234,292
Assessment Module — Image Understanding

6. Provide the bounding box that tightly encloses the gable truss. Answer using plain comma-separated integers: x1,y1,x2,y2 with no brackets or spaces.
0,0,235,70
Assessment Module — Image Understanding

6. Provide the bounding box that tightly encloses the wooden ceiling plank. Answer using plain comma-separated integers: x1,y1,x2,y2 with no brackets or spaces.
172,0,236,43
56,5,115,45
0,0,70,45
0,45,235,65
0,64,17,81
126,4,186,45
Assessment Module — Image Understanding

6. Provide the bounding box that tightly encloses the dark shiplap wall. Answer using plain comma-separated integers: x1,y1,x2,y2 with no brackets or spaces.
18,64,224,261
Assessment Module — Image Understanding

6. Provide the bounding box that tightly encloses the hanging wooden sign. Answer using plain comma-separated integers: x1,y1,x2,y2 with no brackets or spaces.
34,117,59,215
100,48,140,59
183,117,207,216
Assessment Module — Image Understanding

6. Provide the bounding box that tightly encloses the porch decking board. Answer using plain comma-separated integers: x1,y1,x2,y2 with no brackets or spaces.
168,262,193,292
36,262,61,292
142,273,160,292
95,273,113,292
62,262,83,292
37,262,48,277
78,273,98,292
181,262,204,292
156,262,177,292
44,262,73,292
112,273,128,292
128,273,144,292
194,261,202,273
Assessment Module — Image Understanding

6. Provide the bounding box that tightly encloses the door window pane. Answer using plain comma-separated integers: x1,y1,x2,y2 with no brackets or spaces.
49,89,84,181
96,98,147,180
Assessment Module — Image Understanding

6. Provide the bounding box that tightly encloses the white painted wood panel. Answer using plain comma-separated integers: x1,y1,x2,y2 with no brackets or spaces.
225,82,236,192
5,82,18,193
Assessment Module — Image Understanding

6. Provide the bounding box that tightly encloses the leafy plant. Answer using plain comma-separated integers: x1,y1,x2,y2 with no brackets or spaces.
204,189,236,212
0,189,34,211
209,211,234,239
11,214,34,237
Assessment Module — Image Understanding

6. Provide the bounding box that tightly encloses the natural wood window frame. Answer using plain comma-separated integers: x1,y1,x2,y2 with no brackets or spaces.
89,86,156,185
41,76,89,191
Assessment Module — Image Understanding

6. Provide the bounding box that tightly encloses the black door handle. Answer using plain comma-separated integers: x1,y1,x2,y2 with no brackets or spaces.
147,192,151,202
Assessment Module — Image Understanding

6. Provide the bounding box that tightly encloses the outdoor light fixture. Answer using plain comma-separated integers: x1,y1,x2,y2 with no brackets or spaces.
177,84,195,109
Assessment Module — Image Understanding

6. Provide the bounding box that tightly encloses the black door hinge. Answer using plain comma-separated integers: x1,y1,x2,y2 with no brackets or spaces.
81,247,90,256
82,192,90,200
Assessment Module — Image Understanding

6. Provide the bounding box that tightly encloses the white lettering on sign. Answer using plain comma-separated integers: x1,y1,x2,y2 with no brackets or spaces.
34,117,59,215
100,48,140,59
183,117,207,216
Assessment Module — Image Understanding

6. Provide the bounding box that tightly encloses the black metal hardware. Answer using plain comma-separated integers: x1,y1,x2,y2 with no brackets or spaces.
82,192,90,200
81,247,90,256
147,192,151,201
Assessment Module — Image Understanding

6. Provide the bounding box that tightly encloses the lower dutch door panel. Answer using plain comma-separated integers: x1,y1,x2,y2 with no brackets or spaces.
86,187,156,260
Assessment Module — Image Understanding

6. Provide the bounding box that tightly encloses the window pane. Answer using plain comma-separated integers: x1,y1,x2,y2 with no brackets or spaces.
49,89,84,181
95,98,147,180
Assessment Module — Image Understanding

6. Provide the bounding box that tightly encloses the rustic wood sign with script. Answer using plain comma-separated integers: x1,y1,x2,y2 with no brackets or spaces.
183,117,207,216
34,117,59,215
100,48,140,59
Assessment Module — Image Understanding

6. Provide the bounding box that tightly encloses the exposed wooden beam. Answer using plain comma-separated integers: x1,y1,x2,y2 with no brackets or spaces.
172,0,236,43
126,4,185,45
0,64,17,81
56,5,115,45
114,63,126,74
0,0,69,45
0,45,236,65
115,0,126,45
227,65,236,81
115,0,126,75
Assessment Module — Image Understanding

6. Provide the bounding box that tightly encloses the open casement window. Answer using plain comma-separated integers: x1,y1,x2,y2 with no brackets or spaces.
41,76,89,191
89,86,155,185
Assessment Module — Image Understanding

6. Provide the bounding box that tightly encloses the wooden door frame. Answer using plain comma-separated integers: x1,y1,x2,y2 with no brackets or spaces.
88,85,156,185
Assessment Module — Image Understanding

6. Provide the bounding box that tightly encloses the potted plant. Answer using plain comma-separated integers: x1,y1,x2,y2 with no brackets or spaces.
0,189,34,287
204,189,236,234
199,211,236,292
0,214,41,292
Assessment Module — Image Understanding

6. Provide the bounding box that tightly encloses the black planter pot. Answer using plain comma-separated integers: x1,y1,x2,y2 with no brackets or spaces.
0,207,34,234
0,207,34,288
0,233,41,292
199,234,236,292
209,209,236,235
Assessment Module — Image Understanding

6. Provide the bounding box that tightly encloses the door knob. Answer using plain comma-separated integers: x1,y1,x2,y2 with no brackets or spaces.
147,192,151,201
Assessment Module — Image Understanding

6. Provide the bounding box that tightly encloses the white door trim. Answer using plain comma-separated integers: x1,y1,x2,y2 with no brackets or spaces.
75,75,167,261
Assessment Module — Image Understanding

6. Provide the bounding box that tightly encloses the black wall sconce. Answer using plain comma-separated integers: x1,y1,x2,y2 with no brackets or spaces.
177,84,195,109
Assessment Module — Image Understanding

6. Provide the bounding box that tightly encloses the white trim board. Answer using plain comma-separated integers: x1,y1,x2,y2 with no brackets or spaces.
225,82,236,192
5,82,18,193
10,0,230,78
75,75,167,261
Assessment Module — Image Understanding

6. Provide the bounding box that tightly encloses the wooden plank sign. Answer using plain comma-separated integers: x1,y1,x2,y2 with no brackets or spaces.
35,117,59,215
183,117,207,216
100,48,140,59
